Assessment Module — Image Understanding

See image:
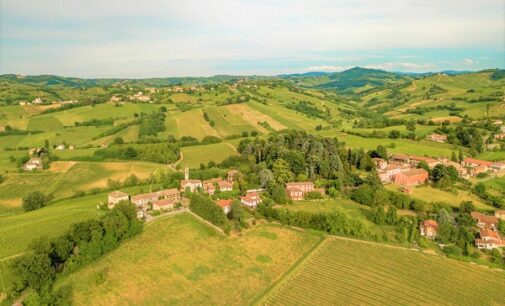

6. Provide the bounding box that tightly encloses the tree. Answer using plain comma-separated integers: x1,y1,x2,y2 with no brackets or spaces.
375,145,388,160
272,158,294,184
459,201,475,214
258,169,274,188
451,151,458,162
417,161,430,172
228,199,244,222
458,149,464,162
386,206,398,225
269,182,288,204
436,208,452,225
406,120,416,133
372,206,386,224
114,137,124,144
22,191,48,212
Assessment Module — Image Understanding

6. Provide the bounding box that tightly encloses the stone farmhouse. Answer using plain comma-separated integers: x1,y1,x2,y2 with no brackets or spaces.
475,229,505,250
152,199,175,211
420,219,438,239
378,163,411,183
108,191,130,208
24,158,43,171
393,168,429,187
390,154,440,168
471,211,504,249
285,182,323,201
240,192,262,208
471,212,498,230
180,166,203,192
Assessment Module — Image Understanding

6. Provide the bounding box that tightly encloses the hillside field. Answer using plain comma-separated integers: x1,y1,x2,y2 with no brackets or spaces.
55,213,322,305
261,237,505,306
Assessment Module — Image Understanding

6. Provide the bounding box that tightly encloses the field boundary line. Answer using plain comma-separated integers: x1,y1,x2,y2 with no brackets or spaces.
251,235,327,306
186,211,225,235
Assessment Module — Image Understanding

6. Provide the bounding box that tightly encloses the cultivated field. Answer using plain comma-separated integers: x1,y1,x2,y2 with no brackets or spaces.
56,213,321,305
180,142,239,168
261,237,505,306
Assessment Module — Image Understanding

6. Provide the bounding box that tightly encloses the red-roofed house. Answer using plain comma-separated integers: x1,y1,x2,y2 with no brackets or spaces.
131,192,159,207
240,192,261,208
156,188,180,202
216,199,233,214
217,180,233,192
378,163,411,183
152,199,175,211
285,182,315,201
393,168,428,187
475,228,505,250
471,212,498,230
420,219,438,239
462,157,493,168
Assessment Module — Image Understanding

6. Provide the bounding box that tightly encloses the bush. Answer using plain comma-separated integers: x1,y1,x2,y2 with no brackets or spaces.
189,193,227,228
22,191,48,212
305,191,323,200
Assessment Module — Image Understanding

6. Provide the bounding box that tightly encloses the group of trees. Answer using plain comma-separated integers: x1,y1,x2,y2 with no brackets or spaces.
138,111,166,138
188,193,228,228
8,202,143,304
94,142,179,164
257,201,376,240
22,191,52,212
473,183,504,208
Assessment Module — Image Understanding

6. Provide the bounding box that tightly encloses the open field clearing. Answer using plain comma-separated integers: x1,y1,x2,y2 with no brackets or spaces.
0,193,105,260
168,109,219,140
318,131,458,157
385,185,494,211
247,101,324,130
89,125,139,145
36,103,161,126
261,237,505,306
16,125,110,148
226,103,286,132
26,115,64,131
349,125,436,137
56,213,321,305
0,184,161,261
52,148,99,159
204,106,259,137
180,142,239,168
0,161,166,208
478,151,505,161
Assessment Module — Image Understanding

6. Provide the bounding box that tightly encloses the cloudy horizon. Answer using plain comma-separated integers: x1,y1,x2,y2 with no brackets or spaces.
1,0,504,78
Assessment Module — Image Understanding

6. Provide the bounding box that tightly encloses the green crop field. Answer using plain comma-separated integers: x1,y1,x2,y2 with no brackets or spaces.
26,115,64,131
385,185,495,211
261,237,505,306
0,161,166,209
168,108,219,140
0,193,105,260
180,142,239,168
204,106,259,137
55,213,321,305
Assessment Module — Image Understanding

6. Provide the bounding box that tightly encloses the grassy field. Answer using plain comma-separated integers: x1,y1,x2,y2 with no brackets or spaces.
180,142,239,168
56,213,321,305
0,161,167,209
0,193,105,260
204,106,259,137
261,236,505,306
317,131,459,157
167,109,219,140
385,185,495,211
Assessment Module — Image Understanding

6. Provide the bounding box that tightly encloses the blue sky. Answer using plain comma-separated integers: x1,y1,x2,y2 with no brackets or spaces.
1,0,504,78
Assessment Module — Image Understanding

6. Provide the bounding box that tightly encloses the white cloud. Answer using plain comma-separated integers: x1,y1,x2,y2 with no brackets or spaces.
463,58,475,65
1,0,503,76
303,65,354,72
364,62,437,71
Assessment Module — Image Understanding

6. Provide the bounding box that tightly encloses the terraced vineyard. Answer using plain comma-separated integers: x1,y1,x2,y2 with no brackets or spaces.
262,237,505,306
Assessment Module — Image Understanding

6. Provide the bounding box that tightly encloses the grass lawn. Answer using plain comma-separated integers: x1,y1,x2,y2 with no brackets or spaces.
385,184,495,211
261,236,505,306
55,213,321,305
180,142,239,168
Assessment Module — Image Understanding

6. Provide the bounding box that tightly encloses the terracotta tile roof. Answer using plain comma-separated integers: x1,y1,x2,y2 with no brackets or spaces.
480,228,500,239
471,212,498,224
156,188,179,197
216,199,233,208
400,168,428,177
422,219,438,229
153,199,174,207
464,157,493,167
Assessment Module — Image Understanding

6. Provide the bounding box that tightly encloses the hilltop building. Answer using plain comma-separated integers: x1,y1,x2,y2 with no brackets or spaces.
23,158,43,171
180,166,203,192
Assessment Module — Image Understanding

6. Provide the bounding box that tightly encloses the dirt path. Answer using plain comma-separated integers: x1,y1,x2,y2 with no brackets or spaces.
167,151,184,171
225,142,238,153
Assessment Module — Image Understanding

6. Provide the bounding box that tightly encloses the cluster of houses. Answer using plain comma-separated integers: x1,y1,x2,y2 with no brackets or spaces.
128,91,151,102
374,154,505,187
18,97,78,106
420,210,505,250
108,188,181,219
